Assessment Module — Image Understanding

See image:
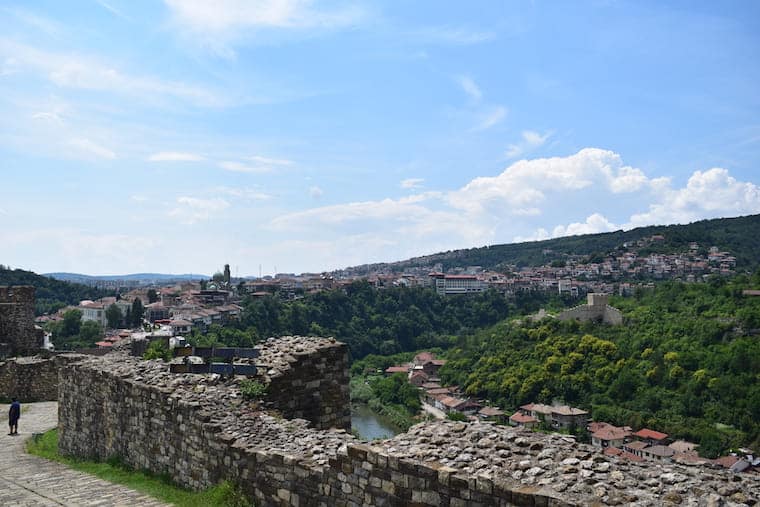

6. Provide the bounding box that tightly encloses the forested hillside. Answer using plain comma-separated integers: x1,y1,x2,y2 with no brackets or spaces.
193,281,561,358
439,274,760,455
0,266,110,315
346,214,760,273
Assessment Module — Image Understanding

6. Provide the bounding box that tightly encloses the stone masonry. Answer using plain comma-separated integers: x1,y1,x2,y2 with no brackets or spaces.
0,285,42,357
55,335,759,506
0,354,87,402
557,293,623,325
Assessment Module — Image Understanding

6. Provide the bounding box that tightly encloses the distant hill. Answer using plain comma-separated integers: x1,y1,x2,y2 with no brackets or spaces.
45,272,208,284
0,266,111,315
342,214,760,275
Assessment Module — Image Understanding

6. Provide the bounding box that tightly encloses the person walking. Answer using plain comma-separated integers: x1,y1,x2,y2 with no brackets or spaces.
8,398,20,435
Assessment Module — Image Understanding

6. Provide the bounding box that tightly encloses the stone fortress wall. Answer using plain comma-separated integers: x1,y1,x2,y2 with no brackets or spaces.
0,354,85,401
55,336,758,506
0,285,42,357
557,293,623,325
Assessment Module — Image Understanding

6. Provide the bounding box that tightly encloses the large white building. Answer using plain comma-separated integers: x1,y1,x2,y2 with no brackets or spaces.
428,273,486,296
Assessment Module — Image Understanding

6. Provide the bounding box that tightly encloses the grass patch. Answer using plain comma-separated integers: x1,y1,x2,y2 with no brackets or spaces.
27,429,251,507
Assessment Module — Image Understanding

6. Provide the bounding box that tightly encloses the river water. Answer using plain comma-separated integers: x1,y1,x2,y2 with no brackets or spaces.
350,404,402,441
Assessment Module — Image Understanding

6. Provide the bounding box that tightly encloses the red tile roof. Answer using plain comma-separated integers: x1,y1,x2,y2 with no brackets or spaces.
510,411,538,424
633,428,668,441
384,365,409,374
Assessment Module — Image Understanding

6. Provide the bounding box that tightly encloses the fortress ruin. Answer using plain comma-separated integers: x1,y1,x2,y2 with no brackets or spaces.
1,335,756,505
557,293,623,325
0,285,43,358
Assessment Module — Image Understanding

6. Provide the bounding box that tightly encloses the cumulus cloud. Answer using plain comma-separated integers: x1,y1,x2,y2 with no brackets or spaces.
309,186,324,199
506,130,552,158
400,178,424,189
628,168,760,226
268,148,760,266
148,151,205,162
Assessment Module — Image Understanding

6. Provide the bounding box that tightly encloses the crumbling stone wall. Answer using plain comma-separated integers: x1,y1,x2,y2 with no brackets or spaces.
57,336,759,506
0,354,85,402
0,286,41,357
258,336,351,430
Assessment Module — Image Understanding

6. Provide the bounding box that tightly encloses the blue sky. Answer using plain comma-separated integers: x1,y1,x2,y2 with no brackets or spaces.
1,1,759,276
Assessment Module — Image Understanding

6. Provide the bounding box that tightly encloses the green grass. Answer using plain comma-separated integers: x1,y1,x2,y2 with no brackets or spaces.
26,429,252,507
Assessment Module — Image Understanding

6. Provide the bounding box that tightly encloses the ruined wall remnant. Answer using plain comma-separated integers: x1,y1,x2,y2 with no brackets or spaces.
0,286,42,357
0,354,86,402
557,292,623,325
56,335,759,506
258,336,351,430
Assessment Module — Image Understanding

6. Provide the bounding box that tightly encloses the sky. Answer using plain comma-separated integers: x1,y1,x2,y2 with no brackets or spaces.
1,1,759,276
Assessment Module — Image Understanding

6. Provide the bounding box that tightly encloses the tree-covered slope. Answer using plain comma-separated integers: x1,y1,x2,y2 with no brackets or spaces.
347,214,760,273
0,266,110,315
439,273,760,455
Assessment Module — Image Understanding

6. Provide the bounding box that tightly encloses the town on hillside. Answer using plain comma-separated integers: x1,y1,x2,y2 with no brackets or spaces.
382,351,760,477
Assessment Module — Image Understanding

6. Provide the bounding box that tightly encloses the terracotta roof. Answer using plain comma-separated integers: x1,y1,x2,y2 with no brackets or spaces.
384,365,409,374
95,341,113,347
625,441,649,451
414,352,435,363
645,445,675,457
425,387,454,395
592,426,630,441
438,396,468,409
510,411,538,424
669,440,698,453
713,455,740,469
633,428,668,441
520,403,553,415
551,405,588,416
479,407,505,417
604,447,644,462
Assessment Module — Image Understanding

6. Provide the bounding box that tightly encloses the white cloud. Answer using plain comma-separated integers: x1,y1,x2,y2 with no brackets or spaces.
248,155,293,166
31,111,64,124
474,106,507,131
411,26,495,46
628,168,760,226
148,151,205,162
68,138,116,159
164,0,365,55
506,129,552,158
214,186,272,200
0,39,223,107
551,213,619,237
168,196,230,224
309,186,323,199
219,161,272,173
457,75,482,102
400,178,424,189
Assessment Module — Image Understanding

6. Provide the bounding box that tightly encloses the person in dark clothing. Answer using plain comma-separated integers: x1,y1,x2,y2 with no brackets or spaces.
8,398,20,435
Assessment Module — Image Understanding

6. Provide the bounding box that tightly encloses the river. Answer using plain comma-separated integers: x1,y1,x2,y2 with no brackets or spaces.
350,404,402,441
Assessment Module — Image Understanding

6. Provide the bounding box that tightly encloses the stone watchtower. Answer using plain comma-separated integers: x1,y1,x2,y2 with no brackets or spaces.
0,286,42,357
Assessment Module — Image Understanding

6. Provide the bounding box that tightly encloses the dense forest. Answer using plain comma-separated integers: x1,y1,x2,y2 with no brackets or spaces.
228,282,563,358
346,214,760,273
438,274,760,456
0,266,110,315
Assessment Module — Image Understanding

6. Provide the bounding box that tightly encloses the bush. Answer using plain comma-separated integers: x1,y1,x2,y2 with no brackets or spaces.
446,411,467,422
240,380,267,400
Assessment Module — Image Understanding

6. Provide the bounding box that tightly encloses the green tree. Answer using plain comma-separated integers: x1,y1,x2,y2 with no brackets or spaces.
105,304,122,329
147,289,159,304
131,298,144,327
61,309,82,337
79,321,103,346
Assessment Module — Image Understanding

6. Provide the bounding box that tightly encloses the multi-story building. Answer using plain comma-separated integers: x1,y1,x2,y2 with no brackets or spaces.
428,273,486,296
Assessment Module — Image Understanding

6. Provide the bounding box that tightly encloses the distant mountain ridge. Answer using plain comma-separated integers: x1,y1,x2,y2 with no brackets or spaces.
45,272,209,283
341,214,760,274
